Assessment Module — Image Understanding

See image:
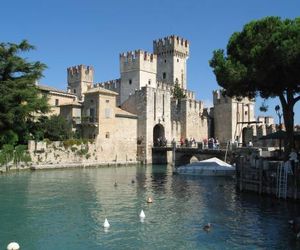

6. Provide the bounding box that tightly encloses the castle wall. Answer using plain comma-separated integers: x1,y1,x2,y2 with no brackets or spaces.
121,86,172,163
171,98,208,142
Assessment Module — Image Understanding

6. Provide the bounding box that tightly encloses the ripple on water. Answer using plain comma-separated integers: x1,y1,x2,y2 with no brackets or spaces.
0,166,299,250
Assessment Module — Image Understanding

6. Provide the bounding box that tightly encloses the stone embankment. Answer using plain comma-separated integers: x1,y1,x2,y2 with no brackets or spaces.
1,139,139,173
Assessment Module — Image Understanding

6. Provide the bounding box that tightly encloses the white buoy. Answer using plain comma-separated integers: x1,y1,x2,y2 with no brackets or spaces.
139,209,146,219
7,242,20,250
103,218,110,228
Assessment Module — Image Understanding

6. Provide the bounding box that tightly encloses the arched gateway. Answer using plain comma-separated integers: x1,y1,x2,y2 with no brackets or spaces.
153,124,165,147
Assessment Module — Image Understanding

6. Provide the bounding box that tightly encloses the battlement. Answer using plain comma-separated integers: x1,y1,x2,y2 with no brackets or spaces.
183,89,195,100
213,89,254,105
95,79,121,90
153,35,189,57
156,81,173,91
120,50,156,62
156,81,195,99
67,65,94,84
171,98,204,114
67,65,94,78
257,116,275,126
120,50,157,73
213,90,226,105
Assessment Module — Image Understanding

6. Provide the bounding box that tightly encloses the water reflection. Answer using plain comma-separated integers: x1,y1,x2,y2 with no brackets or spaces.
0,166,300,249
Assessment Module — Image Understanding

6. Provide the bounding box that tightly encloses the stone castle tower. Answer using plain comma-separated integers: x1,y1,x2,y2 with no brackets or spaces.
67,65,94,101
119,50,157,105
153,36,189,89
212,90,255,145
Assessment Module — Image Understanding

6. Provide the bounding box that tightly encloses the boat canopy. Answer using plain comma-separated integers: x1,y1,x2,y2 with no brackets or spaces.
187,157,232,168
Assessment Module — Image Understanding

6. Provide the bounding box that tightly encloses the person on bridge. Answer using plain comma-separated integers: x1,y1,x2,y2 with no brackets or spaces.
215,138,220,150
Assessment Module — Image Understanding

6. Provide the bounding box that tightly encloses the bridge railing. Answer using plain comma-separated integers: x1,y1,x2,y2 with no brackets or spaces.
153,141,227,150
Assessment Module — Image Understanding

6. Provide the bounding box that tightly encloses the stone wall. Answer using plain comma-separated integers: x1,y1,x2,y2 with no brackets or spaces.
28,137,137,166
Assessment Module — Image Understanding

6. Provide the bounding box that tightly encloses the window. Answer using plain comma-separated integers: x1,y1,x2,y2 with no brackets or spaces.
74,89,76,93
106,100,109,103
148,79,151,85
177,59,179,62
245,111,248,115
105,108,111,118
90,108,95,122
55,99,59,106
163,72,166,79
164,59,167,63
129,79,132,85
105,132,110,138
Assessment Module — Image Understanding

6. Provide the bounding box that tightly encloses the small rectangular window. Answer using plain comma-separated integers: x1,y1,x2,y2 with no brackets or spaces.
90,108,95,122
105,108,111,118
74,89,76,93
106,100,109,103
105,132,110,138
55,99,59,106
129,79,132,85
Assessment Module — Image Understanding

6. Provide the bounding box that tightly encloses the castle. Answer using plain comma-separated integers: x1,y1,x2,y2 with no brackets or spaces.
37,35,276,164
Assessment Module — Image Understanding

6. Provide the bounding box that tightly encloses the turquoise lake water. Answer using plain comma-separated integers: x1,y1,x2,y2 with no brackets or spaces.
0,165,300,250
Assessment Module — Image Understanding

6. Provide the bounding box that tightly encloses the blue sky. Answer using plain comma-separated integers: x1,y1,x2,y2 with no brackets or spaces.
1,0,300,124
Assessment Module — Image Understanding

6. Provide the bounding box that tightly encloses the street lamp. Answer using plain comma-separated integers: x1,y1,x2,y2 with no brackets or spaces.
275,105,282,155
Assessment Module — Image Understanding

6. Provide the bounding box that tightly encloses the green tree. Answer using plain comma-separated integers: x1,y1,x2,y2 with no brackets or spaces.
44,115,72,141
0,144,14,170
172,82,186,100
0,40,49,147
13,145,31,168
210,16,300,156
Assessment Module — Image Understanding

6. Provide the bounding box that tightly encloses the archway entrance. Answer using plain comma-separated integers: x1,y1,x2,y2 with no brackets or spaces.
153,124,165,147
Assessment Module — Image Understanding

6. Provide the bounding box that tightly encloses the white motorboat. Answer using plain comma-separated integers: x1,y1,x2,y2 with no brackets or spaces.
176,157,235,176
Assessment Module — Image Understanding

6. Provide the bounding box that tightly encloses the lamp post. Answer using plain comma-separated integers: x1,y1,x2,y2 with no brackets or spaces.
275,105,282,155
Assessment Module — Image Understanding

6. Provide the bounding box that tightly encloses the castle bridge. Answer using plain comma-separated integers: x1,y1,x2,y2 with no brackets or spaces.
152,146,230,166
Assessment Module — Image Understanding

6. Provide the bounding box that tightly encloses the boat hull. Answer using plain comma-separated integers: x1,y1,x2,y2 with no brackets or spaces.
176,158,236,176
176,167,235,176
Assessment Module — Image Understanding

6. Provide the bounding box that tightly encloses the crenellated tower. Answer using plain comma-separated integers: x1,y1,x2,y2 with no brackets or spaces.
67,65,94,101
212,89,255,144
119,50,157,105
153,35,189,89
